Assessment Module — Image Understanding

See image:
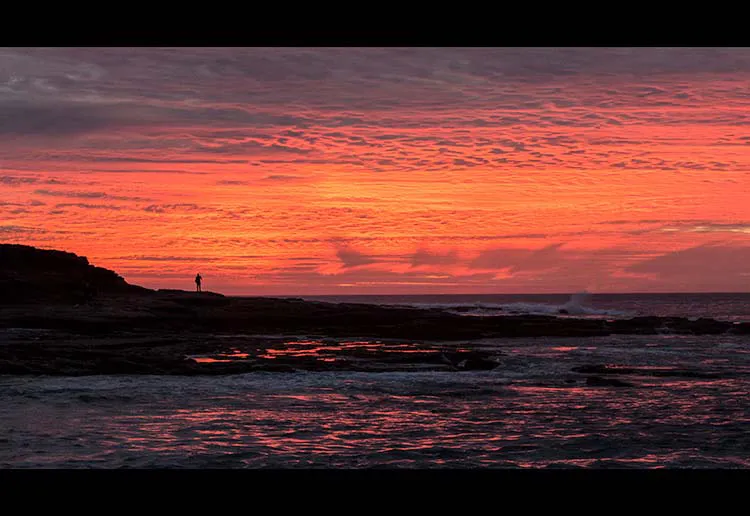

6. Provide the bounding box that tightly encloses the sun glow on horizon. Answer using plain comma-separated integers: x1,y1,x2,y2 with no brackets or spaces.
2,48,749,294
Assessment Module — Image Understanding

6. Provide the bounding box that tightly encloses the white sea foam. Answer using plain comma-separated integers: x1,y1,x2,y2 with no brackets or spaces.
386,291,631,318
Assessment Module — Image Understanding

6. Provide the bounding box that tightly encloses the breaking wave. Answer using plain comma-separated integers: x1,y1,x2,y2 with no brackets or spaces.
395,291,632,318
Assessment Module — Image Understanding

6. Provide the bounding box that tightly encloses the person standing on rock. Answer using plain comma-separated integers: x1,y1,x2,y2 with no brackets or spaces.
195,273,202,293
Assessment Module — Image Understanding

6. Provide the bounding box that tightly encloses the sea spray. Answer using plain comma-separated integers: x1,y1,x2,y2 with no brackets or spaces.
403,291,627,318
560,290,592,315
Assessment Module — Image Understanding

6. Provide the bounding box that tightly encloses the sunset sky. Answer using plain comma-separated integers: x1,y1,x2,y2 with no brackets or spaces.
1,47,749,295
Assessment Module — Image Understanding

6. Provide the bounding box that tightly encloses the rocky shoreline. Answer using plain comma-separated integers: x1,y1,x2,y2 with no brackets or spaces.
1,244,748,378
3,288,748,339
1,290,747,377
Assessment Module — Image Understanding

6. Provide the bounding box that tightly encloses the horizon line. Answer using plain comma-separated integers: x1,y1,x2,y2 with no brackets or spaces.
231,291,750,297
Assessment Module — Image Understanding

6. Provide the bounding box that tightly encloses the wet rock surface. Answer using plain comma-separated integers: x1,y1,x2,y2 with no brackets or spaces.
571,364,722,379
0,291,743,377
0,244,747,377
0,332,498,375
0,292,741,341
585,376,635,388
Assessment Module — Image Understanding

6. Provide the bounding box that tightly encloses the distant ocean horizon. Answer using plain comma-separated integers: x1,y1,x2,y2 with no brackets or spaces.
273,292,750,322
239,292,750,299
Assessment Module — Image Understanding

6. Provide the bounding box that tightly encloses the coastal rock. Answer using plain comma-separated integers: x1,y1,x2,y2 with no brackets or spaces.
730,322,750,335
607,316,732,336
441,352,499,371
572,364,721,379
687,318,732,335
0,244,150,304
585,376,634,387
1,245,739,340
573,365,635,375
1,244,748,377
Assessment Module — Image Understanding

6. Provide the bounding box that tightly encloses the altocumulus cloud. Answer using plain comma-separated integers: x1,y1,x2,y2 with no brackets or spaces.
264,175,305,181
0,225,45,234
335,248,379,268
626,244,750,278
410,249,459,267
0,176,37,186
3,48,750,294
2,47,748,174
34,189,150,202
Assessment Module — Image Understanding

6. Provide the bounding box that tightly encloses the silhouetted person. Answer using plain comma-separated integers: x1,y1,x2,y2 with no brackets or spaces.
195,273,202,293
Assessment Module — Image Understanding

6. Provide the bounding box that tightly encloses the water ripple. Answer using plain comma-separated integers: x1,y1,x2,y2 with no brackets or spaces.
1,334,749,468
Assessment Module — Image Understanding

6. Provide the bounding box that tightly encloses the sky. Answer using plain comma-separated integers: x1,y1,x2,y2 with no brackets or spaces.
1,47,749,295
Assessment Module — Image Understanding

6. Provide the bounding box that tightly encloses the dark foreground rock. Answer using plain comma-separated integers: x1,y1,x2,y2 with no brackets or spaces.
441,351,500,371
1,292,740,342
0,244,742,341
0,244,149,304
0,332,503,376
585,376,635,388
572,364,722,379
1,244,748,377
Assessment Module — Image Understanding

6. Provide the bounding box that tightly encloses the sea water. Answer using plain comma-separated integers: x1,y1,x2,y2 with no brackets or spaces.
1,293,749,468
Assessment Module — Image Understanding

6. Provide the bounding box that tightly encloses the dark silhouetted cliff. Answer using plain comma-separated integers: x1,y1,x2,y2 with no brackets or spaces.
0,244,151,304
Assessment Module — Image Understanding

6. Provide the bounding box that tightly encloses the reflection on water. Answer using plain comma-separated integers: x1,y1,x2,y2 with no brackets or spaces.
189,351,251,364
2,334,750,468
259,340,446,361
189,339,457,365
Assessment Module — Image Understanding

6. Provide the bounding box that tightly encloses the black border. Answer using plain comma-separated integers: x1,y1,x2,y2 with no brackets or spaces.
3,9,749,46
2,19,749,506
2,469,748,499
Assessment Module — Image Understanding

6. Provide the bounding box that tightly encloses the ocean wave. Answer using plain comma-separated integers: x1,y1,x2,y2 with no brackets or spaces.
389,292,633,318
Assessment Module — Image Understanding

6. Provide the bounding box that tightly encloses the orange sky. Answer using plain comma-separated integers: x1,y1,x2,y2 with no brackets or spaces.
1,48,749,294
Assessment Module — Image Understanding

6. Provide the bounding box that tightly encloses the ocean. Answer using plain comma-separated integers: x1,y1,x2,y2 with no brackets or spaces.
302,292,750,322
1,293,749,468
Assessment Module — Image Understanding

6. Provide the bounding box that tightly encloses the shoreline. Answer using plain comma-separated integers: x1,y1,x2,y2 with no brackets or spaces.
2,290,749,377
2,244,749,378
